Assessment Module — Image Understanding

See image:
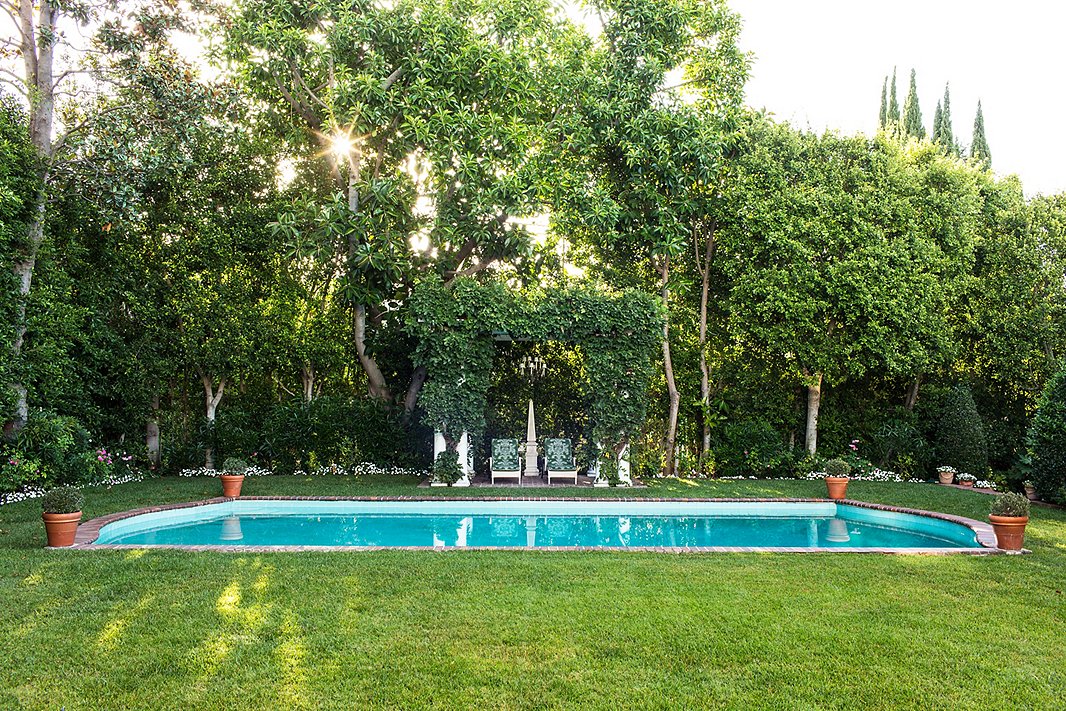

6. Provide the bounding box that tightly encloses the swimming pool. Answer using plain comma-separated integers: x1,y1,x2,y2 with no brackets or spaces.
84,499,993,551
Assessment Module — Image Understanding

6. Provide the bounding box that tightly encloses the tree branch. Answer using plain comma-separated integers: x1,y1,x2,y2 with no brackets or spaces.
381,65,404,91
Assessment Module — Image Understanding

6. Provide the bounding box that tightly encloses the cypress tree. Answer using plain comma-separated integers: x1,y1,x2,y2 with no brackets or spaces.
888,68,900,125
971,100,991,165
941,83,956,153
933,100,943,144
879,77,888,128
902,68,925,139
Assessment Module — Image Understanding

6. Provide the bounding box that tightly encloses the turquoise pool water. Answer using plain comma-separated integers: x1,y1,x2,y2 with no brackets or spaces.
92,500,983,550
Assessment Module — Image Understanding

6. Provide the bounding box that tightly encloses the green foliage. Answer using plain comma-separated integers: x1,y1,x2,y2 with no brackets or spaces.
971,100,991,165
887,67,900,124
40,486,84,514
824,458,851,478
902,69,925,139
717,418,794,477
1028,368,1066,504
935,386,988,476
990,492,1030,518
0,452,47,494
15,410,92,486
432,450,462,485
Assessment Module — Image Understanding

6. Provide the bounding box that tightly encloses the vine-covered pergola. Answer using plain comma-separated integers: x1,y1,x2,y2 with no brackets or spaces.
408,275,664,484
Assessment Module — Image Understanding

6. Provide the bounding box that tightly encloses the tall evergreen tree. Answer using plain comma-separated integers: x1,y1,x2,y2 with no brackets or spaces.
933,100,943,144
940,83,955,153
888,67,900,124
971,100,991,165
879,77,888,128
902,68,925,139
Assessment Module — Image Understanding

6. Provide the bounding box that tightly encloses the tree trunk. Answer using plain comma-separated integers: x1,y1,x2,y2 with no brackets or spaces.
805,371,823,455
301,363,315,402
403,365,428,418
146,394,161,466
904,374,922,411
6,1,57,435
697,223,717,472
201,374,226,469
660,255,680,477
354,304,392,402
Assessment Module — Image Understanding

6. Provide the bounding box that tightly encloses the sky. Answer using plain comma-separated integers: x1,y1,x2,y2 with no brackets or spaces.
728,0,1066,196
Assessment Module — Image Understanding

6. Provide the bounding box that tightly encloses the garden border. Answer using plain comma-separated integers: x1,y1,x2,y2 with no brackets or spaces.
68,496,1010,553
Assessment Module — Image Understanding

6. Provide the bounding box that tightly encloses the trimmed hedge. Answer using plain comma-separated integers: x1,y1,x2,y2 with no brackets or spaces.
1028,368,1066,504
935,385,988,476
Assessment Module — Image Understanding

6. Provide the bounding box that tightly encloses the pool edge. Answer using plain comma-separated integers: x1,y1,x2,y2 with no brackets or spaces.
70,496,1012,553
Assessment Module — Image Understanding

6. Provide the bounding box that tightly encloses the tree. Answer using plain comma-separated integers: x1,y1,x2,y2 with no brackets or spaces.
551,0,748,476
933,100,943,146
719,123,981,455
888,67,900,125
971,100,992,165
222,0,579,412
903,69,925,139
879,77,888,129
937,83,956,154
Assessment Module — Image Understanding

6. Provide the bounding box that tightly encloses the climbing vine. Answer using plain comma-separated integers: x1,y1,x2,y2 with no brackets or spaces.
407,275,664,457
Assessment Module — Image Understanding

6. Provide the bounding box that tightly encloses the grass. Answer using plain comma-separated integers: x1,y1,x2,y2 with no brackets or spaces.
1,475,1065,709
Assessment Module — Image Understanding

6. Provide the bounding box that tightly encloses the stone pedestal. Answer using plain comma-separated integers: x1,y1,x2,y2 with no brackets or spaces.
523,399,539,478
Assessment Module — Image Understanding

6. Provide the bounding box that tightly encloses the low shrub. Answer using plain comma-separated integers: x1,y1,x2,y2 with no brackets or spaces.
0,451,48,493
718,419,793,477
40,486,84,514
990,492,1030,518
222,457,250,475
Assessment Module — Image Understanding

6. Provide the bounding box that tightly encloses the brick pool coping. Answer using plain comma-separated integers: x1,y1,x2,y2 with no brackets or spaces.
68,496,1013,553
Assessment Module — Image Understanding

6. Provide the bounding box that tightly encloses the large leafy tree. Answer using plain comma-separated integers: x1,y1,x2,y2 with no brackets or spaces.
221,0,582,410
719,122,981,454
552,0,748,475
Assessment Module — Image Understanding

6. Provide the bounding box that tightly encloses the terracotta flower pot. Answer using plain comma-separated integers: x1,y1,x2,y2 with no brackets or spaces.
1024,485,1038,501
220,474,245,498
825,477,849,500
42,511,82,547
937,471,954,485
989,514,1028,551
960,480,974,488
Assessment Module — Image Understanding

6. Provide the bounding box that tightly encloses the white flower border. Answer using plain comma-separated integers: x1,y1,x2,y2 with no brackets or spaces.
0,471,149,507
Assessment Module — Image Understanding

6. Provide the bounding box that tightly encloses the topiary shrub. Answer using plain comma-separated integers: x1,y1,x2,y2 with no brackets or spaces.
222,457,250,475
40,486,84,514
824,458,851,478
990,492,1030,518
935,385,988,477
1028,368,1066,504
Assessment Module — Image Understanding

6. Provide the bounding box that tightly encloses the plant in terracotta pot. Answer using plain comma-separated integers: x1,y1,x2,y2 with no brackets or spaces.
41,486,85,547
220,457,249,497
956,472,976,488
935,465,957,485
989,492,1030,551
824,458,851,500
1023,480,1038,501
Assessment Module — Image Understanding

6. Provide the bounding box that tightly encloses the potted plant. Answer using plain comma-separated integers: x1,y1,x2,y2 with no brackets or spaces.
1023,480,1038,501
41,486,85,548
957,472,976,488
221,457,249,497
989,492,1030,551
936,465,957,485
824,458,851,500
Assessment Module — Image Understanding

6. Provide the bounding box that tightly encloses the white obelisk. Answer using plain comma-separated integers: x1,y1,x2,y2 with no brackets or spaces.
524,398,539,478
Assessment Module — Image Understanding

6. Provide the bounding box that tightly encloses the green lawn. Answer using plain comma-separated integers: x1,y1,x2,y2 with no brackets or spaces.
1,476,1064,709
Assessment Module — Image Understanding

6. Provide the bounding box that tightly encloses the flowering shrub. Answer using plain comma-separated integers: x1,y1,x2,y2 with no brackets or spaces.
0,452,48,494
936,465,958,474
178,462,428,478
957,473,977,483
975,480,998,490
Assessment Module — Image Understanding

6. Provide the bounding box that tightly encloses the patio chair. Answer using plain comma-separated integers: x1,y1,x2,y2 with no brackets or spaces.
545,438,579,485
490,438,522,484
